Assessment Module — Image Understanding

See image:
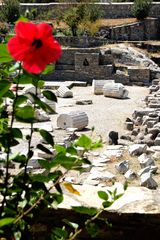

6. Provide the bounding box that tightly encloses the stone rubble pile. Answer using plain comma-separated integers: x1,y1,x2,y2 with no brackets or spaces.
121,78,160,147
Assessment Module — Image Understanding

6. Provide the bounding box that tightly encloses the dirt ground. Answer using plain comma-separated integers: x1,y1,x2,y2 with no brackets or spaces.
51,85,148,143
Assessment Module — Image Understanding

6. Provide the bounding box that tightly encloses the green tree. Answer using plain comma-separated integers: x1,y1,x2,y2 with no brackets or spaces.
59,0,102,36
0,0,20,24
132,0,152,20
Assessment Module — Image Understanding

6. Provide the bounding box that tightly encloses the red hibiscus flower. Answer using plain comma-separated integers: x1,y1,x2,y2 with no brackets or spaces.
7,21,62,74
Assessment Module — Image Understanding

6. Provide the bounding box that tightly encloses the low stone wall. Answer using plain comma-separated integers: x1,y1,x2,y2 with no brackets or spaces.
19,2,160,19
55,36,108,48
110,18,160,41
43,45,160,85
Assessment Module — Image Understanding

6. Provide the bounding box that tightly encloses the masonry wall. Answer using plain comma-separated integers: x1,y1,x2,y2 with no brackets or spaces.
110,18,159,41
19,2,160,19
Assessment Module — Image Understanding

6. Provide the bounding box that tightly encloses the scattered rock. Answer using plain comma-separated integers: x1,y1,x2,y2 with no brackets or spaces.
124,169,137,180
138,153,155,169
115,160,129,174
129,144,147,156
108,131,119,145
140,172,158,189
76,99,93,105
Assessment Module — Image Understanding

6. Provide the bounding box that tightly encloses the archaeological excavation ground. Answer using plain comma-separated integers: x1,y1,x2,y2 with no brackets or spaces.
2,1,160,239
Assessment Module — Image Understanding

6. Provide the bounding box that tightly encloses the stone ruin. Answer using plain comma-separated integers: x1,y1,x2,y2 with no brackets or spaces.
121,78,160,148
44,44,160,87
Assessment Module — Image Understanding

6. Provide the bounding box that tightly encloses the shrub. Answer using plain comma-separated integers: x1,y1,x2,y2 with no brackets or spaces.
132,0,152,20
59,1,102,36
1,0,20,24
79,19,101,36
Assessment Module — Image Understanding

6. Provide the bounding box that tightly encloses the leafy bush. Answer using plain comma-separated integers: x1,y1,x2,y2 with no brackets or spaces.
79,19,101,36
0,22,9,35
1,0,20,24
132,0,152,20
59,0,102,36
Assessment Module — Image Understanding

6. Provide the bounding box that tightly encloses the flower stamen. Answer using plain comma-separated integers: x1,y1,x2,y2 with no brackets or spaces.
31,39,42,49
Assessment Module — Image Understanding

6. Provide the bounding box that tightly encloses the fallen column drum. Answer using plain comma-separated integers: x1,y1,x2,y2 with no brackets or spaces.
57,111,88,130
92,79,115,95
56,85,73,98
103,82,129,99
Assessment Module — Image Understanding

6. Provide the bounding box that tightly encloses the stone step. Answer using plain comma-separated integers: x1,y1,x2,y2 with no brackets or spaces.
56,64,75,70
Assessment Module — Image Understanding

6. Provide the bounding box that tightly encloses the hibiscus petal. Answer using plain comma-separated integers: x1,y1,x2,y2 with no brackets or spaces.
8,36,29,61
23,59,46,74
15,21,37,42
37,23,53,39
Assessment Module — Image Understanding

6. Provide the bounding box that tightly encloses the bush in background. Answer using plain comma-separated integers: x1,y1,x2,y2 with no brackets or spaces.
132,0,152,20
0,0,20,24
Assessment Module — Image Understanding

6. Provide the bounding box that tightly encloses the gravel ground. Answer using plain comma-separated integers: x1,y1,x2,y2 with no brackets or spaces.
51,85,149,143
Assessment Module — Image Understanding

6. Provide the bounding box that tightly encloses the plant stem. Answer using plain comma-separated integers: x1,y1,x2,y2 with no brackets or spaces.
1,64,21,212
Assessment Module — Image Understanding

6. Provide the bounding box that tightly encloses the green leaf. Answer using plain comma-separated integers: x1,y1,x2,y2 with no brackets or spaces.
38,159,51,170
72,206,97,216
124,181,128,191
98,191,109,201
37,80,44,88
0,80,11,98
39,129,54,146
114,193,124,200
86,222,99,238
27,93,55,114
10,154,27,164
15,95,28,107
16,15,29,23
63,219,78,229
3,89,15,99
16,73,33,84
42,64,55,74
102,201,113,208
11,128,23,138
51,154,78,169
15,106,35,123
52,193,63,204
0,218,14,228
37,144,53,154
42,90,57,102
54,144,66,154
32,171,62,183
74,134,92,150
0,44,13,63
91,138,103,149
67,146,77,155
31,174,51,183
52,227,68,239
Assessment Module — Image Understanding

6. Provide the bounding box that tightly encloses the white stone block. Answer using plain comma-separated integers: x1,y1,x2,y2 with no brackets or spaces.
103,83,129,99
56,85,73,98
124,169,137,180
129,144,147,156
138,165,158,176
138,153,155,168
57,111,88,130
92,79,115,95
115,160,129,174
140,172,158,189
34,110,50,122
